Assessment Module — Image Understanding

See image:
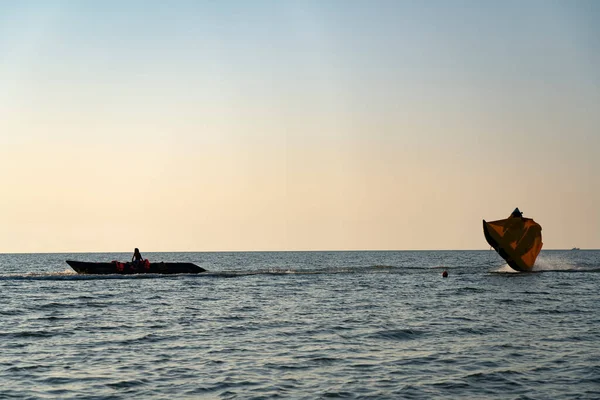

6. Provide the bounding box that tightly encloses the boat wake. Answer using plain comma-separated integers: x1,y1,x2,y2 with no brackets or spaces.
0,265,409,281
0,270,181,281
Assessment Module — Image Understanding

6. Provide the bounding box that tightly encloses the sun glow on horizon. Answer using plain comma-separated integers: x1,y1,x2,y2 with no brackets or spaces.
1,1,599,252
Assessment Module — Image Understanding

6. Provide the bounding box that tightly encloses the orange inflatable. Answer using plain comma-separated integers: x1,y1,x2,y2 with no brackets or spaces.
483,208,543,272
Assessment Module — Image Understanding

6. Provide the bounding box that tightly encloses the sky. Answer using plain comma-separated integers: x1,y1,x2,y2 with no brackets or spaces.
1,1,599,252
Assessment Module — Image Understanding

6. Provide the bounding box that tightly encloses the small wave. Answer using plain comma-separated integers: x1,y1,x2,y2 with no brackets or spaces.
454,286,487,294
0,330,72,339
497,298,534,305
532,308,573,315
431,380,470,389
5,365,51,372
36,302,81,310
463,369,525,385
452,326,497,335
308,356,338,364
106,379,149,389
367,328,423,341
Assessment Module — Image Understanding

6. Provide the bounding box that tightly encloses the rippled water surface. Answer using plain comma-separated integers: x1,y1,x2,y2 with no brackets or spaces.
1,250,599,399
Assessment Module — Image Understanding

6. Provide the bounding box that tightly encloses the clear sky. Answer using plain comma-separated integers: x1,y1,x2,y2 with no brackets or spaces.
1,1,599,252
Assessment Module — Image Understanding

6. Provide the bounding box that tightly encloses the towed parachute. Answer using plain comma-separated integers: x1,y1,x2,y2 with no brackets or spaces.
483,208,543,272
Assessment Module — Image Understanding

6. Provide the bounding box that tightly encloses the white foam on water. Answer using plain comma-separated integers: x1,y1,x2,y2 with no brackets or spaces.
22,269,78,278
532,256,579,272
494,264,519,273
494,254,581,273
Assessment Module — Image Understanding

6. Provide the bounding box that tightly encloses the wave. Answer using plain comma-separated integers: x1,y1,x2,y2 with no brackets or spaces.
0,271,181,281
366,328,424,341
0,265,420,281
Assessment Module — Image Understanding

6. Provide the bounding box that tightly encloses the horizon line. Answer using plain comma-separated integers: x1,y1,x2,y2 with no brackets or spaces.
1,248,596,255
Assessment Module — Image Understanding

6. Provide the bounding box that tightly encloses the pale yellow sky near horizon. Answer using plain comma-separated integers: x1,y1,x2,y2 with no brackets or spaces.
1,2,599,252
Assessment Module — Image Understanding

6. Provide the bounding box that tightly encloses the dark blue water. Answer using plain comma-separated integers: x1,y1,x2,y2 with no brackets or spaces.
1,250,599,399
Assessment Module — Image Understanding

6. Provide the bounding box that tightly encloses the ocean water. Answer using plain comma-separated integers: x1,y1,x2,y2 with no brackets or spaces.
1,250,599,399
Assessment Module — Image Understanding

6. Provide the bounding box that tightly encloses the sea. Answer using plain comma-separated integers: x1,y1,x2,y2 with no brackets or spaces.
1,250,599,399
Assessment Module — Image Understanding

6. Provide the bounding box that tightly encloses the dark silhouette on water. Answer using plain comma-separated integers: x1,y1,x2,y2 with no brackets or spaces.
66,260,206,275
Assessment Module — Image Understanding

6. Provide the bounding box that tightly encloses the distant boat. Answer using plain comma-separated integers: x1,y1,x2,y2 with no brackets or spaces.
483,208,543,272
571,247,580,251
66,260,206,275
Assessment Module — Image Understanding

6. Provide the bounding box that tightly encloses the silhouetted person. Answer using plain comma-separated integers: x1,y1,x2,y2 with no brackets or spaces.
509,207,523,218
132,248,143,266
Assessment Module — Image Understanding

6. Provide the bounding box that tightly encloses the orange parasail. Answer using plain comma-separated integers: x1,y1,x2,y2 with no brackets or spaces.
483,208,543,272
